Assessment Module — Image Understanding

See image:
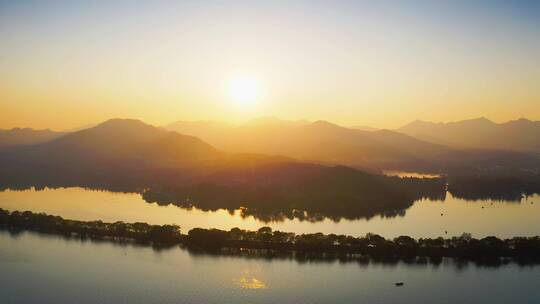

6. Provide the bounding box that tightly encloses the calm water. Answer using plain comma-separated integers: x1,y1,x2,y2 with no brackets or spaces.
1,231,539,304
0,187,539,238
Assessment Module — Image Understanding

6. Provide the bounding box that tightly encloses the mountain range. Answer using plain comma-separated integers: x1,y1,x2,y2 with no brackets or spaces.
398,117,540,154
2,116,539,176
166,117,540,173
0,128,65,148
0,119,446,219
32,119,222,167
166,117,451,172
1,117,539,216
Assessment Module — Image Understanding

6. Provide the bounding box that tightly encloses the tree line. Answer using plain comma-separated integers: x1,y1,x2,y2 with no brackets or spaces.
1,208,539,265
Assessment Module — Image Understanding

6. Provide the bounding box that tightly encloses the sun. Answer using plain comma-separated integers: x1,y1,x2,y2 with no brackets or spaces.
228,75,260,107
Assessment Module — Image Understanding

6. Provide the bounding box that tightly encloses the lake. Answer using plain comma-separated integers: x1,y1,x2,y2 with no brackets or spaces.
1,230,539,304
0,187,539,238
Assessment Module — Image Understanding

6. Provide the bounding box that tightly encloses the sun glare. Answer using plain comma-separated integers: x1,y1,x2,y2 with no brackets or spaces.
228,75,260,107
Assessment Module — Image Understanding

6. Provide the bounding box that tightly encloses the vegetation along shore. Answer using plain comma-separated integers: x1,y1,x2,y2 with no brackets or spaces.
2,208,539,266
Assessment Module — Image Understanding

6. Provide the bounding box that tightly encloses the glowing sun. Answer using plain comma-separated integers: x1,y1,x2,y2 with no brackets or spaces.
228,75,260,107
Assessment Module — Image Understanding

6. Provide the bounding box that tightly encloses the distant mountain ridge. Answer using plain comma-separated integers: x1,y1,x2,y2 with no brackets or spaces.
166,118,451,171
2,117,538,177
166,117,540,174
350,125,379,132
23,119,223,168
398,117,540,153
0,128,65,148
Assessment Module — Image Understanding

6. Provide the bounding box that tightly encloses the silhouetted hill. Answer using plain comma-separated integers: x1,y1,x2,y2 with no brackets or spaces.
398,117,540,153
0,128,65,148
0,118,447,220
167,117,540,175
17,119,223,168
166,118,451,171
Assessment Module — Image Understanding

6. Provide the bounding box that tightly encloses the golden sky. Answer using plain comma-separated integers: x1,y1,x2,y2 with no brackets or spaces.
1,1,539,130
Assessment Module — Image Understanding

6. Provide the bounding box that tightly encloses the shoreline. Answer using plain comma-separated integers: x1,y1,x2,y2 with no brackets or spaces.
1,208,540,266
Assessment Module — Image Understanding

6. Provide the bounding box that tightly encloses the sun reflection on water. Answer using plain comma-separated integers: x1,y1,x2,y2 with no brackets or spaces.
236,277,267,289
234,270,268,289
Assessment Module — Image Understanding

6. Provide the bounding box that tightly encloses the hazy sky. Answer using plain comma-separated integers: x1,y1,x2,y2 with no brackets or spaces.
1,0,539,130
